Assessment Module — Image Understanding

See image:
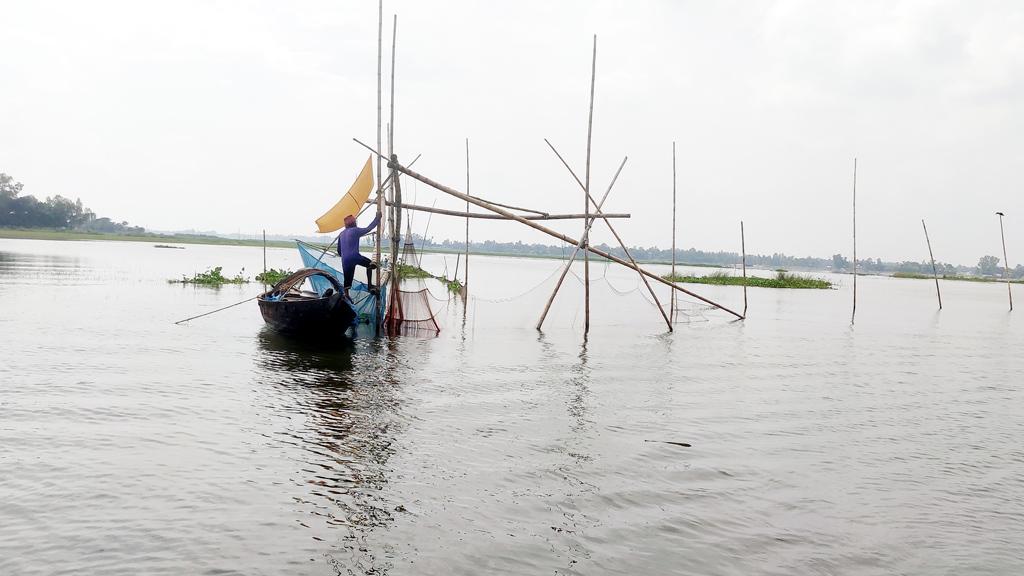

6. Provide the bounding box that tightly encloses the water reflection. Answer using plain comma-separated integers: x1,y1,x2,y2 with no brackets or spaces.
254,329,405,574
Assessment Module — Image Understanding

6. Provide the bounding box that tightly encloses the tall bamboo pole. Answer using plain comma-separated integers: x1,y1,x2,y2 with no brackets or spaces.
583,35,597,335
851,158,857,324
741,221,748,318
465,138,470,305
922,219,942,310
671,141,677,322
541,141,672,330
365,150,745,320
997,212,1012,311
374,0,384,328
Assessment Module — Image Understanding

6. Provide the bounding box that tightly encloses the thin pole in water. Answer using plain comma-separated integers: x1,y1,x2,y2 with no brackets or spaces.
922,219,942,310
465,137,470,305
997,211,1013,311
262,229,267,289
582,35,597,336
851,157,858,324
374,0,384,330
741,221,747,318
671,141,677,323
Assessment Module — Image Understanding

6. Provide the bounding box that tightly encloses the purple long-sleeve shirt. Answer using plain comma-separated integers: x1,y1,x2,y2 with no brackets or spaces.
337,212,381,262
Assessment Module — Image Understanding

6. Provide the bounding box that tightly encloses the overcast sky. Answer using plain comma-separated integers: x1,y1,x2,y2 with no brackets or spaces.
2,0,1022,265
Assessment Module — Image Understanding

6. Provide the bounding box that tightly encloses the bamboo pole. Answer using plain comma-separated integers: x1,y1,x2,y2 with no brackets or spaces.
583,35,597,335
741,221,748,318
465,138,470,305
537,157,627,330
365,199,629,220
851,157,857,324
670,145,678,322
541,141,673,330
262,229,267,285
361,148,744,320
997,211,1013,311
374,0,384,329
922,219,942,310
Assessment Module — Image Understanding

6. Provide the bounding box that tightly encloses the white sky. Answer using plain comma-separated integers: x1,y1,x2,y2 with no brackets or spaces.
2,0,1022,265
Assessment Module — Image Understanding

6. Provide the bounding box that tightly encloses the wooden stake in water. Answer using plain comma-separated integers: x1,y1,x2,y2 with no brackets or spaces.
465,138,470,305
741,221,747,318
671,141,677,323
851,157,858,324
262,229,267,288
374,0,384,329
922,219,942,310
583,35,597,335
997,211,1013,311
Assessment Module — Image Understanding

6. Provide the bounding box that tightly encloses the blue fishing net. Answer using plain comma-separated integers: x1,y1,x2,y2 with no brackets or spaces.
297,241,385,325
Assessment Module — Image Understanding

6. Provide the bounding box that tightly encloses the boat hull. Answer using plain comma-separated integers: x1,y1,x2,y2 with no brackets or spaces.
257,292,356,337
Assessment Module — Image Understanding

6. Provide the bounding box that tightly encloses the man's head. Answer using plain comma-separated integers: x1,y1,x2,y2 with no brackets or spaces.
344,215,356,228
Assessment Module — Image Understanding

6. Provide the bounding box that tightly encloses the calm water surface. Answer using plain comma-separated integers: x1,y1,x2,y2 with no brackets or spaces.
1,238,1022,575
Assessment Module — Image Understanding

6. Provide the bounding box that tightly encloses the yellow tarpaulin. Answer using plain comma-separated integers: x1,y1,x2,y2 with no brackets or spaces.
315,155,375,233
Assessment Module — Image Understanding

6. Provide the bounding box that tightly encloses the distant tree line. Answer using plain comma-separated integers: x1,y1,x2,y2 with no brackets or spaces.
416,234,1024,279
0,172,144,233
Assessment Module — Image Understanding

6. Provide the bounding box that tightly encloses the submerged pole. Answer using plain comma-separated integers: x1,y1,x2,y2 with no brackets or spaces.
374,153,745,320
851,157,858,324
741,221,747,318
997,212,1013,311
671,141,677,323
582,35,597,335
465,138,470,305
922,219,942,310
262,229,267,288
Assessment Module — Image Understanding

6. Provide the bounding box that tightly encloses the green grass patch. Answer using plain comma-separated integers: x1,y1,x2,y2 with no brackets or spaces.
664,270,832,289
170,266,249,286
395,262,432,279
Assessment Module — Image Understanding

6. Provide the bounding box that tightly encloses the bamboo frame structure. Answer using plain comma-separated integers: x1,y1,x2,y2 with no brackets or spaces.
540,141,672,331
922,219,942,310
354,146,744,320
537,157,627,330
997,212,1013,311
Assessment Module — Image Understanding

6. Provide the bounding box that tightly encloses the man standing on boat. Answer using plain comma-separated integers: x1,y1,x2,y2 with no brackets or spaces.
338,211,382,299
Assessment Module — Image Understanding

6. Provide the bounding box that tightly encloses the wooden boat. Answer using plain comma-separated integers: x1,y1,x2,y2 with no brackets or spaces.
257,268,356,336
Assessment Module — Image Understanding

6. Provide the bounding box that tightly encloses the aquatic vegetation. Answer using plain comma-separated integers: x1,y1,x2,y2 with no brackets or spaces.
893,272,1024,284
664,269,832,289
255,268,293,285
170,266,248,286
396,262,464,294
395,262,432,279
153,244,185,249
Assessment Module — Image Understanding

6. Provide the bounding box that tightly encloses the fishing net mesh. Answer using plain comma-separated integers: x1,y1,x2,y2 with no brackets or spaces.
297,241,384,325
